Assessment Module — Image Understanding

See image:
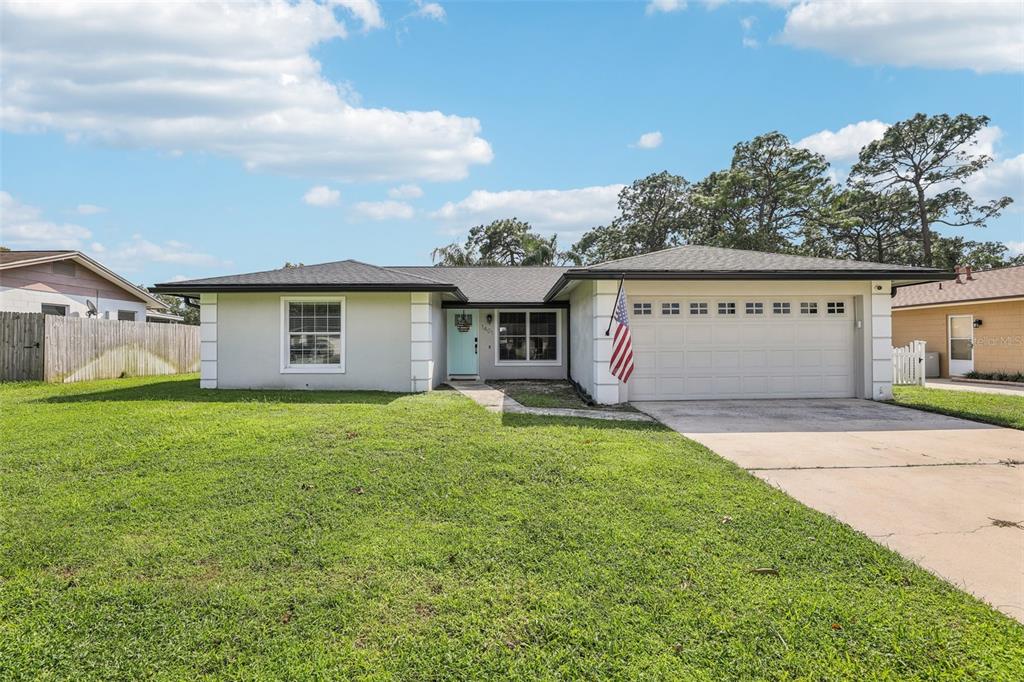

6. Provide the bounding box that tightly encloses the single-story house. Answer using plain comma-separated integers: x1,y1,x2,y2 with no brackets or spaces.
892,265,1023,377
0,250,177,321
150,245,948,404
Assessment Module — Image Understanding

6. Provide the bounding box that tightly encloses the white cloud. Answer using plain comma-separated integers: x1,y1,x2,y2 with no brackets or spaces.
795,120,889,163
331,0,385,31
97,235,229,272
0,1,492,182
353,200,415,220
432,185,625,233
75,204,107,215
964,152,1024,204
633,131,664,149
303,185,341,207
781,1,1024,73
1005,241,1024,257
740,15,759,48
388,184,424,199
410,1,446,21
0,192,92,249
646,0,686,15
169,274,189,282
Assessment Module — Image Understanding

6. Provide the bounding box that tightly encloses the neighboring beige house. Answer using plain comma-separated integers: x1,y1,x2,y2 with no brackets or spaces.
152,245,949,404
0,250,176,322
892,265,1023,378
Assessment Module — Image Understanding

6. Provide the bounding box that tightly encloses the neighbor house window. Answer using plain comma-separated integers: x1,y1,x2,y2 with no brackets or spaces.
827,301,846,315
117,310,136,321
633,302,652,316
773,302,790,315
497,310,560,363
745,302,764,315
281,297,344,372
717,302,736,315
51,260,76,277
800,302,818,315
40,304,68,316
661,302,680,315
689,302,708,315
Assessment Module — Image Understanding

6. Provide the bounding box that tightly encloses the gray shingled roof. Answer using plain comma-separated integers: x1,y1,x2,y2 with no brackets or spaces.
389,266,567,304
153,260,465,299
583,245,944,273
892,265,1023,308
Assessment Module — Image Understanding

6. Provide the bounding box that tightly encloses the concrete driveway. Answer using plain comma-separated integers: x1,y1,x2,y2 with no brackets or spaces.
635,399,1024,622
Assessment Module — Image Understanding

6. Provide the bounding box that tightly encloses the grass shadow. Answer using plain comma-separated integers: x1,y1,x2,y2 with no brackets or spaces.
499,410,667,432
35,378,404,406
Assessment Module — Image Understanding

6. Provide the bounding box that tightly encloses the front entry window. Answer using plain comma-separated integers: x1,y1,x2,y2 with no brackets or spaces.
497,310,560,363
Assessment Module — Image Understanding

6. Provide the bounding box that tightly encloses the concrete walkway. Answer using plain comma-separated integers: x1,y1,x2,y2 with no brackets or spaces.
447,381,652,422
635,399,1024,623
924,378,1024,396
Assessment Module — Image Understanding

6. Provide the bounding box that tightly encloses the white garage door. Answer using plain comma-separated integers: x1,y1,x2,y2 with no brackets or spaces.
628,296,856,400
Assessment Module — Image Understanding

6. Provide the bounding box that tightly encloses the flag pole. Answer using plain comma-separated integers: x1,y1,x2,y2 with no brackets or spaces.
605,277,624,336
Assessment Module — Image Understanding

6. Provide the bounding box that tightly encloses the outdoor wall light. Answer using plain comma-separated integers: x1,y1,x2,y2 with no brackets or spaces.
486,313,493,324
973,319,983,328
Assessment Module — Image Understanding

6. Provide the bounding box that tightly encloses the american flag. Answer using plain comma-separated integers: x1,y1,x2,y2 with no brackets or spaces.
607,283,634,383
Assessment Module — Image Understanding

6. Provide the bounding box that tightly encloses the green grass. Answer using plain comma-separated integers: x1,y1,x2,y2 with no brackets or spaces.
490,380,636,411
892,386,1024,430
2,375,1022,680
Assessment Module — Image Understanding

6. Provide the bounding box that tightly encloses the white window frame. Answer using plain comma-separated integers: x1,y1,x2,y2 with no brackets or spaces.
745,302,764,315
117,310,137,322
40,303,69,316
661,302,680,315
633,302,652,316
494,308,562,366
800,302,818,315
717,301,737,316
772,302,791,315
689,302,708,315
827,301,846,315
280,295,346,374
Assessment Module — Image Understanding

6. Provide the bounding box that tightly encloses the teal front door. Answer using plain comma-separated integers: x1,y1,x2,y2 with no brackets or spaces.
447,310,478,376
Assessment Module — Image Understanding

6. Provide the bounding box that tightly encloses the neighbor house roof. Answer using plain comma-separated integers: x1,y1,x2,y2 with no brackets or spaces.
544,245,951,300
151,259,469,301
891,265,1024,309
0,249,165,308
388,266,567,305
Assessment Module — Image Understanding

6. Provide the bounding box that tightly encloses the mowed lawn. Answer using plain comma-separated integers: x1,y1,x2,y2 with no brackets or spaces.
892,385,1024,430
2,376,1022,680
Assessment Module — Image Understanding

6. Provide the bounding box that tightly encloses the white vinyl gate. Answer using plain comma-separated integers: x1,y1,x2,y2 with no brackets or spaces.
628,295,857,400
892,340,926,386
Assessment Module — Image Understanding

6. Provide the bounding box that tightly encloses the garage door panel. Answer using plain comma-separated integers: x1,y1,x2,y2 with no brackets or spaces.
685,326,713,344
741,350,766,367
686,350,712,369
714,351,739,369
633,350,657,371
628,295,856,400
713,326,740,344
657,351,683,371
657,325,684,345
768,349,794,368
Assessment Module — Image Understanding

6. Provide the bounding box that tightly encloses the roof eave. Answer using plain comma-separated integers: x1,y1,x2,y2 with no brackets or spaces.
544,269,954,301
149,282,468,302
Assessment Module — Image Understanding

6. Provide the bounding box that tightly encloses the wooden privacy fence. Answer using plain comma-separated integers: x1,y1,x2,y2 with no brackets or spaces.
0,311,199,383
892,339,926,386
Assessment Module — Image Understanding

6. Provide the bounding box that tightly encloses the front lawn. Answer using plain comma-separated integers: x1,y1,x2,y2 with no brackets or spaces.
892,385,1024,430
2,375,1022,679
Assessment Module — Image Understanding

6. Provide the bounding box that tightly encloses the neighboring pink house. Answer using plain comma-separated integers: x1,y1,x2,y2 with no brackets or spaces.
0,250,177,322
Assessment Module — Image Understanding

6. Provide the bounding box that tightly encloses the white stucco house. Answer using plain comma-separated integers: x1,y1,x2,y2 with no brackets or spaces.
150,246,950,404
0,250,177,322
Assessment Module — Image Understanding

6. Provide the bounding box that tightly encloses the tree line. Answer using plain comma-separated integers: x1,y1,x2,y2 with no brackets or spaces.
432,113,1018,270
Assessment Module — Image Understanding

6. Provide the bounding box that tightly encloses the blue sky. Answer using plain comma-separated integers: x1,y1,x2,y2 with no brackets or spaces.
2,1,1022,285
